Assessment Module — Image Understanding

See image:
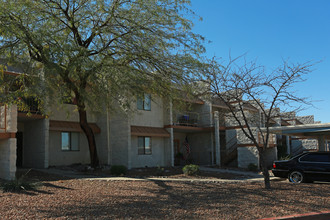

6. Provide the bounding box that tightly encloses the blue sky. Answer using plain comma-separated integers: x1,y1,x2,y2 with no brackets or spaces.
189,0,330,123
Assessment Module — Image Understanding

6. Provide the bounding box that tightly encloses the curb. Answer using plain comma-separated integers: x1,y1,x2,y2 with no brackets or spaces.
259,210,330,220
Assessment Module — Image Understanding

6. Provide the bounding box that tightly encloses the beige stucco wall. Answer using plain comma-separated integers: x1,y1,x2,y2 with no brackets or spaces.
48,104,97,123
131,97,164,127
0,138,16,180
109,111,130,167
48,131,90,166
130,136,166,167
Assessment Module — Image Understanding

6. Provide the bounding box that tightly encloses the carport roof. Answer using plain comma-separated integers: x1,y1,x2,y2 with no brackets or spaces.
268,123,330,139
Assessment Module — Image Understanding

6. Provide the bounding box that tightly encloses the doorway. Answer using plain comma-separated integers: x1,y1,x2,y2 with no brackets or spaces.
16,132,23,167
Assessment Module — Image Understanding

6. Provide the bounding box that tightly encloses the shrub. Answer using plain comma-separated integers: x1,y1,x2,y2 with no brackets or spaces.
182,164,200,176
247,163,258,171
1,170,41,192
110,165,127,176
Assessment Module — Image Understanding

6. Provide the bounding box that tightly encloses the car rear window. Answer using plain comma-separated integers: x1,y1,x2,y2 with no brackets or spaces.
300,154,330,163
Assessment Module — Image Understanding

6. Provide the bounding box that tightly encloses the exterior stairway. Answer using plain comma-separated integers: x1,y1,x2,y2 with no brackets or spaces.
221,136,238,166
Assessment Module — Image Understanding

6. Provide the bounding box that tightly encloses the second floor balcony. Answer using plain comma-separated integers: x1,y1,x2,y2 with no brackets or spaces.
173,112,199,127
18,97,41,114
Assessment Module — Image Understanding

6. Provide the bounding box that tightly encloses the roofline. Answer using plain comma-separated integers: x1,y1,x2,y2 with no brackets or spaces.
4,70,22,76
267,123,330,133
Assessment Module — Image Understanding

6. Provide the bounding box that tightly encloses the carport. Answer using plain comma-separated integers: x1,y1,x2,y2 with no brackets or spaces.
268,123,330,151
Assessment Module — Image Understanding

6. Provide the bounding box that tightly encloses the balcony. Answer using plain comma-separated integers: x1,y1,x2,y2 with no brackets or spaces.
173,112,199,127
18,97,41,114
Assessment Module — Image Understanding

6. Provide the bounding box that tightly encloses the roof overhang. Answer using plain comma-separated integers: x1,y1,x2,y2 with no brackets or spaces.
131,126,170,137
267,123,330,139
50,120,101,134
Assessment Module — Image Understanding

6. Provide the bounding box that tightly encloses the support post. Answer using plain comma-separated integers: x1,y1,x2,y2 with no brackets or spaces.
286,135,291,155
214,111,221,166
318,136,326,151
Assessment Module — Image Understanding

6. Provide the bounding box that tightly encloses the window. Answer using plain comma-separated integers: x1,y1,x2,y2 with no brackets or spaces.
300,153,330,163
61,132,79,151
138,137,151,155
137,94,151,111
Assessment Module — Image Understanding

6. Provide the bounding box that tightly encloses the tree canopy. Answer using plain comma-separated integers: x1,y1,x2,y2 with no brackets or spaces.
0,0,205,166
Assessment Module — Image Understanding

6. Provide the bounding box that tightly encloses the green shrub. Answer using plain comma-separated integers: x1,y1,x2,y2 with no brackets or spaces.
247,163,258,171
182,164,200,176
1,170,41,192
110,165,127,176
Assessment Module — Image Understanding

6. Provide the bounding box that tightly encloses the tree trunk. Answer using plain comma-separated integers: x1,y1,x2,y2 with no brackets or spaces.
259,148,271,189
78,108,99,167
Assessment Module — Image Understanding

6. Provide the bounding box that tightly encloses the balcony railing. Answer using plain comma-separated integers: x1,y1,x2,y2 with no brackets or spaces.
18,97,41,114
174,112,199,127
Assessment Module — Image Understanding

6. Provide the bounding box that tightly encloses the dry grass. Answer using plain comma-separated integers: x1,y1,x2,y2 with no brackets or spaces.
1,170,329,219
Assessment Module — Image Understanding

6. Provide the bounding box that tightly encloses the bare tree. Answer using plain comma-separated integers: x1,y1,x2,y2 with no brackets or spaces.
202,56,313,189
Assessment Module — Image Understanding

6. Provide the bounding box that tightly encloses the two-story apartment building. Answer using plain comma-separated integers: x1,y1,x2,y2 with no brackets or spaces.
0,68,321,180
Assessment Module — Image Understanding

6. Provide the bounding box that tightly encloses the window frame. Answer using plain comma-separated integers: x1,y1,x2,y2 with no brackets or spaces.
137,94,151,111
138,136,152,155
61,132,80,151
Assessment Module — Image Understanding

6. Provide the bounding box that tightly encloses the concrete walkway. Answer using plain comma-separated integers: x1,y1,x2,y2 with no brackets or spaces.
36,166,276,183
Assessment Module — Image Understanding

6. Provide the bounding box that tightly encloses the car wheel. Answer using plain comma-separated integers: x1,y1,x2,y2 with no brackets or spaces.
288,171,305,183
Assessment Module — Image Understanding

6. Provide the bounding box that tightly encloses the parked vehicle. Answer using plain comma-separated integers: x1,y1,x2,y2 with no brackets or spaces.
272,152,330,183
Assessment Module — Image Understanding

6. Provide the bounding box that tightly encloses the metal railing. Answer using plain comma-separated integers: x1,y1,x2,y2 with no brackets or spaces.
18,97,41,113
174,112,199,127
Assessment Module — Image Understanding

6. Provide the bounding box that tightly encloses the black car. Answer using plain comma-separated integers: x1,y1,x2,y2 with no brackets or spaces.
272,152,330,183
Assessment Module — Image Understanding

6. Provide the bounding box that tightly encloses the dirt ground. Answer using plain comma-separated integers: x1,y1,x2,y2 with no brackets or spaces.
1,169,330,219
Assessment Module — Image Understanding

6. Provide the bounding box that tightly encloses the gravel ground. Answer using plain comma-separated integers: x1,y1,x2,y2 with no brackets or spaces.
1,170,330,219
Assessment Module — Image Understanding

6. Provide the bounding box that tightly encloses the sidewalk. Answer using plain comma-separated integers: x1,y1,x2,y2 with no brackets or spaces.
36,166,269,183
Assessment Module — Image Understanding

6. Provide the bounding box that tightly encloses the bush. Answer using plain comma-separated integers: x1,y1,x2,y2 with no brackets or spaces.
182,164,200,176
247,163,258,171
1,170,41,192
110,165,127,176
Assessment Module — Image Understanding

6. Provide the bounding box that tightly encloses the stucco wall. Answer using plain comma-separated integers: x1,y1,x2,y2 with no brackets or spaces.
109,112,130,167
95,112,110,165
0,138,16,180
237,146,259,168
131,97,164,127
130,136,166,167
48,104,97,123
48,131,90,166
